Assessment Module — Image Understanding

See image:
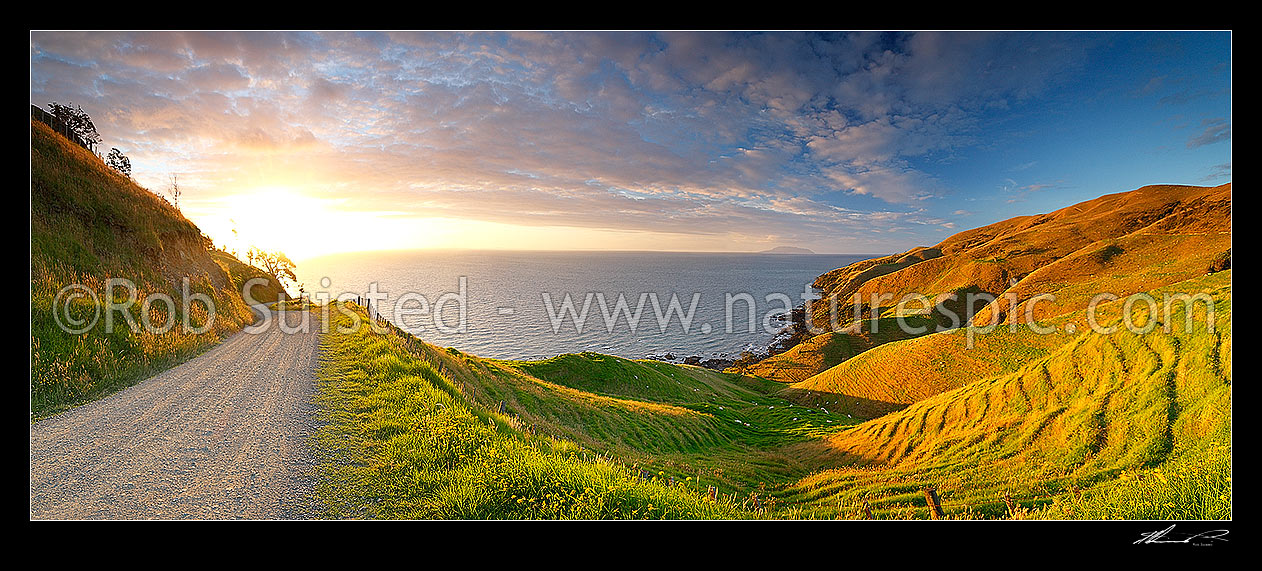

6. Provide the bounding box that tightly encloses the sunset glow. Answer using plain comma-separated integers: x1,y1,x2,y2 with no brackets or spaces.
29,29,1235,525
30,31,1232,260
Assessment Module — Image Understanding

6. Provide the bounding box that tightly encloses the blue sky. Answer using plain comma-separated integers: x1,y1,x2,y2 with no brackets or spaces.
29,31,1231,259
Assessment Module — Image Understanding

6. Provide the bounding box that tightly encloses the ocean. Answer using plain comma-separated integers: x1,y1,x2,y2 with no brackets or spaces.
297,250,873,361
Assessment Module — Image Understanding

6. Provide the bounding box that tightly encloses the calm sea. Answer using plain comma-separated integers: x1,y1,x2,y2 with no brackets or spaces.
297,250,874,361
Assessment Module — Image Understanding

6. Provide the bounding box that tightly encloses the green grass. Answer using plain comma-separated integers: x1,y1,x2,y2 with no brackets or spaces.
737,332,858,383
313,303,751,519
31,116,1231,520
403,336,858,493
512,351,778,404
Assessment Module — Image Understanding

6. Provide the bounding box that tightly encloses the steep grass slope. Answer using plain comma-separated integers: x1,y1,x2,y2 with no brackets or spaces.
803,183,1229,337
780,271,1230,519
30,120,288,418
211,250,289,305
742,183,1229,402
513,352,778,404
314,303,749,519
317,272,1230,519
780,324,1073,419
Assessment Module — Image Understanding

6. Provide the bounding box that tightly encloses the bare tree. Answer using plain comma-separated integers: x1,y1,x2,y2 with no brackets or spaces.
168,174,182,210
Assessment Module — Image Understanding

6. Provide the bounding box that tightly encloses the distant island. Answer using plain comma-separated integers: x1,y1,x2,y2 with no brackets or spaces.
759,246,816,254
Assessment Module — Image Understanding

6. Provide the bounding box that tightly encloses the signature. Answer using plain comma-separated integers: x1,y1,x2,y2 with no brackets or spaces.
1135,524,1229,545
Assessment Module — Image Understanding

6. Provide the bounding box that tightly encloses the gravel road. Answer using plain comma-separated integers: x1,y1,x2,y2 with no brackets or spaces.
30,310,323,520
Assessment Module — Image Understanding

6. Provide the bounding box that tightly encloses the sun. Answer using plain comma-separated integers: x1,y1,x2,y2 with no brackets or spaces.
216,187,328,260
193,186,362,262
196,185,443,262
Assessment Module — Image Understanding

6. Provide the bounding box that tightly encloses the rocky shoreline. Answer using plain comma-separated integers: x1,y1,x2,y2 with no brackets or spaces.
644,305,804,371
642,352,739,370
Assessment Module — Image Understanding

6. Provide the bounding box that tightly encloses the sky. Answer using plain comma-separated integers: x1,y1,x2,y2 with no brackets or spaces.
30,31,1231,261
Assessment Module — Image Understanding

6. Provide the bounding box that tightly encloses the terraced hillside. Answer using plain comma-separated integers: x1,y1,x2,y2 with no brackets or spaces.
784,270,1236,421
312,271,1230,519
779,271,1231,519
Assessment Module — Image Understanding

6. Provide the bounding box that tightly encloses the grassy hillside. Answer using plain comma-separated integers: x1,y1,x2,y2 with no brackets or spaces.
729,332,856,384
777,271,1230,519
30,120,288,418
210,250,288,304
787,184,1229,355
296,180,1229,520
731,314,939,385
314,303,753,519
783,272,1232,420
394,338,858,493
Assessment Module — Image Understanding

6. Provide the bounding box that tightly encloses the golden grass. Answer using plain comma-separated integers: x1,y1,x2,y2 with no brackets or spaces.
734,332,857,383
805,183,1230,336
776,272,1230,519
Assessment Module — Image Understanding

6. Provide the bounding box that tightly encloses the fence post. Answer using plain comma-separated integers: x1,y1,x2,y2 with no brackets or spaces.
1004,493,1016,518
923,486,944,520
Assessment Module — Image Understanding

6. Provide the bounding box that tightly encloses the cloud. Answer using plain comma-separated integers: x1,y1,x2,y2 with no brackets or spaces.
1001,180,1063,204
1134,75,1169,97
1201,162,1231,182
1187,118,1231,148
1159,88,1228,106
29,31,1102,252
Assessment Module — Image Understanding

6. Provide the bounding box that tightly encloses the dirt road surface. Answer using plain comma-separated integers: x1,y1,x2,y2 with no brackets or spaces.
30,310,322,519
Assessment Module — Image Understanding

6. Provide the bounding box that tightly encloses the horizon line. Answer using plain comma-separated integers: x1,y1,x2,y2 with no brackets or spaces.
290,246,896,262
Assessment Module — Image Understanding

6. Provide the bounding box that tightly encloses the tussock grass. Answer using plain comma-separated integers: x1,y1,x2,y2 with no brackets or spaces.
1028,438,1230,520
